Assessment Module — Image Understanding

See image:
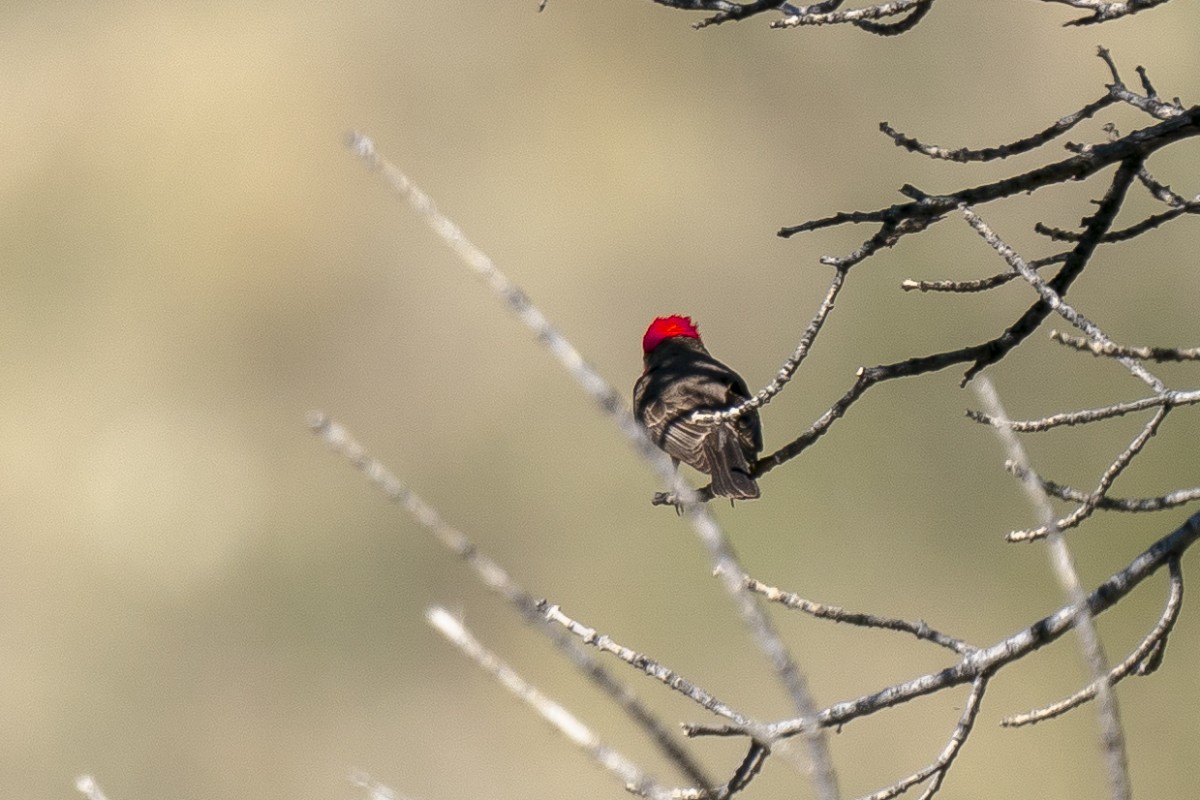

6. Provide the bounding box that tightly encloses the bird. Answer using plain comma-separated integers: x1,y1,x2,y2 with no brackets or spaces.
633,315,762,500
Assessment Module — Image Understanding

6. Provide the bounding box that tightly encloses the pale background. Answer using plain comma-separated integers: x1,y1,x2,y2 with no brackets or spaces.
4,2,1199,799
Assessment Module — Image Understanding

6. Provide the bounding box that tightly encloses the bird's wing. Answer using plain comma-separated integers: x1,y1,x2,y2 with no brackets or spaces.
635,368,732,472
638,395,715,472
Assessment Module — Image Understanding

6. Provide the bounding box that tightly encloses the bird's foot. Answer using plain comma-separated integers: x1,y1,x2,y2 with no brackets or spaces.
651,491,684,515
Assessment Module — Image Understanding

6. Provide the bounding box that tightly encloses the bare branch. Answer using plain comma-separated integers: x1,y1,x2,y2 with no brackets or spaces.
1006,463,1200,513
756,511,1200,743
1134,164,1193,206
1035,201,1199,242
689,265,848,427
632,0,1179,32
901,254,1067,294
779,106,1200,244
744,577,975,655
957,160,1146,384
426,607,677,800
1003,558,1183,727
1051,330,1200,361
1007,405,1170,542
880,94,1117,162
851,0,933,35
967,391,1199,431
538,601,756,730
685,0,802,28
750,54,1195,486
762,193,1149,476
309,414,713,788
973,376,1130,800
774,0,939,29
1054,0,1175,28
1095,46,1187,118
856,677,988,800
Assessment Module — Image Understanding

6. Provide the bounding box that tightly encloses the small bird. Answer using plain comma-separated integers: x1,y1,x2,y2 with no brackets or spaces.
633,315,762,500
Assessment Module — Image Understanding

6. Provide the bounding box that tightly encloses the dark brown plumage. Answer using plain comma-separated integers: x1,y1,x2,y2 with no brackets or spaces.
634,316,762,500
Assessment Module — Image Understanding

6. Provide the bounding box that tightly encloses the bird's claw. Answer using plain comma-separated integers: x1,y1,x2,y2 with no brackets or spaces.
651,491,684,514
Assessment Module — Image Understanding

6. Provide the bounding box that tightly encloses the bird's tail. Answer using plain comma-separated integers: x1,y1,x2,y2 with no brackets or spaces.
706,426,760,500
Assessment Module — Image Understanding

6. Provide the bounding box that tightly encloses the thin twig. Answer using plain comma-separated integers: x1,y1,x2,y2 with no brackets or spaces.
744,577,975,655
960,198,1163,391
779,105,1200,241
900,254,1066,294
426,607,676,800
690,265,847,427
774,0,938,28
1007,405,1171,541
1035,202,1198,243
967,391,1198,432
726,742,771,795
538,601,757,729
1002,558,1183,727
309,414,713,788
855,677,988,800
1006,462,1200,513
852,0,933,35
680,510,1200,741
880,94,1117,162
956,160,1148,385
1051,330,1200,361
1095,46,1186,118
687,0,802,27
973,377,1131,800
1057,2,1175,29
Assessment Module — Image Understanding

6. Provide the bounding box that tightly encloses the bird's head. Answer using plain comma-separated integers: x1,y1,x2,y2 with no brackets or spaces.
642,315,702,355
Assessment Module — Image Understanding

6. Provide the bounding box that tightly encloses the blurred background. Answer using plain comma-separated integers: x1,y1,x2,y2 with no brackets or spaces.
3,2,1199,798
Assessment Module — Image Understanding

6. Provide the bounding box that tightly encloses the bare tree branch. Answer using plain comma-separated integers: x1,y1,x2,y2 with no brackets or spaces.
880,94,1117,162
1005,463,1200,513
1002,558,1183,727
426,607,677,800
958,198,1163,390
1051,330,1200,361
628,0,1178,31
973,376,1130,800
309,414,713,788
779,108,1200,248
1052,0,1175,27
967,391,1199,431
744,511,1200,743
1005,406,1170,542
856,677,988,800
901,254,1066,294
538,601,757,730
688,265,847,428
744,577,974,656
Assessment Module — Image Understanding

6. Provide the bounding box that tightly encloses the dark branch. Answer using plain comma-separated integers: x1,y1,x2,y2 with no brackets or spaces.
779,106,1200,244
880,94,1117,163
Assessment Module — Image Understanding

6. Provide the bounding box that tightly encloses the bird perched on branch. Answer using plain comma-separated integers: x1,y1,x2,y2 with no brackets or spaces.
633,315,762,501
